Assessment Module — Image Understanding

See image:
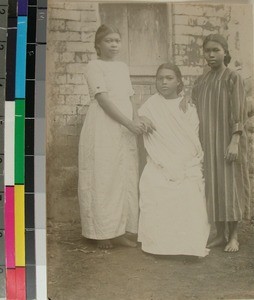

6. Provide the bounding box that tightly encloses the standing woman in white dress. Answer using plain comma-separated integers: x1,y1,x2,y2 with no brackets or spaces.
78,25,152,249
138,63,210,257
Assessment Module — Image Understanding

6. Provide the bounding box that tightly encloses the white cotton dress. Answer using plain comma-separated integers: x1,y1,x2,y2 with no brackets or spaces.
138,94,210,256
78,59,139,240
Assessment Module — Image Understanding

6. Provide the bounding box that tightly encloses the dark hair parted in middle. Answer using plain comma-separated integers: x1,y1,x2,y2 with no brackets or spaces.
203,34,231,66
156,63,184,95
94,24,121,56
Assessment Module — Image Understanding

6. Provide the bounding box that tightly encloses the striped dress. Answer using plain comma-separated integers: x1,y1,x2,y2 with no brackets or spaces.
192,67,250,222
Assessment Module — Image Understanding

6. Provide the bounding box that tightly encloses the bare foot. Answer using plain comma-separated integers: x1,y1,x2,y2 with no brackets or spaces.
97,239,113,249
125,232,138,241
224,238,239,252
112,236,137,248
207,235,227,248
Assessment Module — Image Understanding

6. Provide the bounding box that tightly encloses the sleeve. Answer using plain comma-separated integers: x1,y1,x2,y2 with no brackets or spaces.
86,61,108,96
228,71,247,135
247,96,254,118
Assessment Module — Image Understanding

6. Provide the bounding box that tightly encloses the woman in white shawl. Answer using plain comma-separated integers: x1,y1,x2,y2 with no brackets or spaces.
138,63,210,257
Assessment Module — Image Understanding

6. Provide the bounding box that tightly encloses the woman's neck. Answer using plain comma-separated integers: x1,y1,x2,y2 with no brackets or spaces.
160,92,179,100
99,55,116,62
211,63,226,72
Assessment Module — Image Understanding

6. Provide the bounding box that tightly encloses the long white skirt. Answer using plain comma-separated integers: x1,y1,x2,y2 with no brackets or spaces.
138,160,210,257
78,102,139,240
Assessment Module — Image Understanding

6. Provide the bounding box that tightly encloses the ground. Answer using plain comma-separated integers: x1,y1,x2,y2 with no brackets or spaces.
47,221,254,300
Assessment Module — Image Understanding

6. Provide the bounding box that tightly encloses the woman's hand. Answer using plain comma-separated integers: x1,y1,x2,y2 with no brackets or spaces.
127,119,146,135
138,116,156,134
225,140,239,162
179,95,192,113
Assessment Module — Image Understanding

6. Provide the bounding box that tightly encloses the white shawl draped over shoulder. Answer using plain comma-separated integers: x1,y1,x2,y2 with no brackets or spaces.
139,93,203,183
138,93,210,256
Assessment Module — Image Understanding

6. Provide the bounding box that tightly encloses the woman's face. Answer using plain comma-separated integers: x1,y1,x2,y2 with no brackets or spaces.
97,32,121,60
156,68,179,99
203,41,226,69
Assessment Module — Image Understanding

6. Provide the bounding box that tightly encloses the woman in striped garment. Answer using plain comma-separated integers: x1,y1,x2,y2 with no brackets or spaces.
192,34,250,252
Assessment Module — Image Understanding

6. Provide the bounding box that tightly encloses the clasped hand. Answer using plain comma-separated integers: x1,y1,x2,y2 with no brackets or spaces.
139,116,156,134
179,95,192,113
129,116,156,135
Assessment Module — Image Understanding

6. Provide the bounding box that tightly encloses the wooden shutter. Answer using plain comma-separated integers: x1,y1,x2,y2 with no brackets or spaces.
99,3,168,76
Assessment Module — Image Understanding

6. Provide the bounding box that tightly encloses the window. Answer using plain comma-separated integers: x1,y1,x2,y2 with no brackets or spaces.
99,3,169,76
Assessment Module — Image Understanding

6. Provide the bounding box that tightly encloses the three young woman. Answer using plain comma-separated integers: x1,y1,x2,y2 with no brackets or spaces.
79,24,250,255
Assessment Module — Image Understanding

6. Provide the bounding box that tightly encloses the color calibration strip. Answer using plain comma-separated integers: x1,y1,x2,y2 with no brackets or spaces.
1,0,47,298
0,0,8,298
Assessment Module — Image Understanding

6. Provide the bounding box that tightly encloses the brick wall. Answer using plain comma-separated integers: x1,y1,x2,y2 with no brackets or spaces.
46,2,254,222
172,3,253,95
46,2,99,221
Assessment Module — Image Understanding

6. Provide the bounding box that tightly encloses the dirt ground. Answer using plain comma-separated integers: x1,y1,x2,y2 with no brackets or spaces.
47,220,254,300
